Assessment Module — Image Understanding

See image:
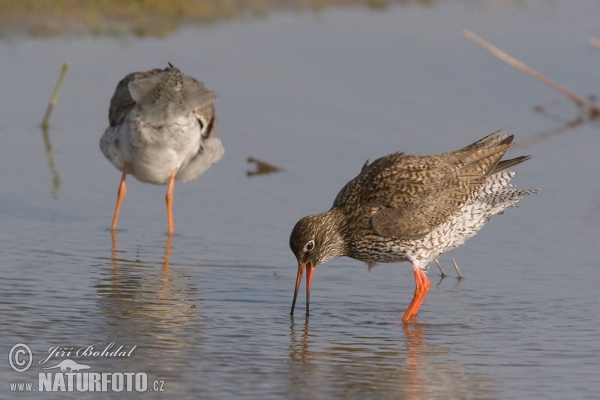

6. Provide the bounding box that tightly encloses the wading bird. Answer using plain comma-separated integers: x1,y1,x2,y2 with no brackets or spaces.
101,64,223,233
289,133,537,322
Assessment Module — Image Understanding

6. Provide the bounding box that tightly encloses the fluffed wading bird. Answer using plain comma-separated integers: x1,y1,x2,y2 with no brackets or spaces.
100,64,223,233
289,133,537,322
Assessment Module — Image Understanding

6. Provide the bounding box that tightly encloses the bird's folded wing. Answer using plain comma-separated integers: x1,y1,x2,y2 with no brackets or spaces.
108,69,163,127
128,73,217,112
182,77,218,112
369,188,465,239
128,72,166,103
334,133,519,240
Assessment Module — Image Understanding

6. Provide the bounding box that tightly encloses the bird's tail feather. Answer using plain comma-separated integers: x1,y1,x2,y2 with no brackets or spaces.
490,155,531,175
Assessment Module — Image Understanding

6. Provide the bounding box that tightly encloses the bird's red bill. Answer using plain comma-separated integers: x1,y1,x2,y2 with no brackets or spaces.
291,261,314,315
305,262,314,314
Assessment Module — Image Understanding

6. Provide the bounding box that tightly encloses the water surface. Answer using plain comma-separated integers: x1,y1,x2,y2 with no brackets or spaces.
1,1,600,398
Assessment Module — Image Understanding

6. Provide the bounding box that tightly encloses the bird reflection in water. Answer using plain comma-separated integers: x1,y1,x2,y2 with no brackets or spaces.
402,322,447,400
109,231,174,297
104,231,202,337
402,319,425,370
289,315,310,365
288,314,495,397
100,232,202,381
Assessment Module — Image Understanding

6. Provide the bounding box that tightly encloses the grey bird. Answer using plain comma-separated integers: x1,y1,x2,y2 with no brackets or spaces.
100,64,223,233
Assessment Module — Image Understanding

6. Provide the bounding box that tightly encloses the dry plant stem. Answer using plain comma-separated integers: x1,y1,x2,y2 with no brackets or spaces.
452,258,463,279
42,61,70,128
434,259,445,277
463,30,599,114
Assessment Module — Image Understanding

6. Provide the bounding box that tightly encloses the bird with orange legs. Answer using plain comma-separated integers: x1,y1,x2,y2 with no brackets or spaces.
101,64,223,233
289,133,537,322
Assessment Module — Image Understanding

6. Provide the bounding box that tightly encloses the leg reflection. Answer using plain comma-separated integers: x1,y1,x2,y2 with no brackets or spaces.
289,314,311,364
403,322,426,398
163,233,173,271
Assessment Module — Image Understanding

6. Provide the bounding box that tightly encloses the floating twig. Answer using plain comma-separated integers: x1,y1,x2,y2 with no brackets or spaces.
247,156,282,177
42,61,70,128
452,258,463,280
434,259,445,278
463,30,599,116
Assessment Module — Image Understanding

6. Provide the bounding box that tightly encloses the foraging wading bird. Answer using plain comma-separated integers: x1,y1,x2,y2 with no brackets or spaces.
100,64,223,233
289,133,537,322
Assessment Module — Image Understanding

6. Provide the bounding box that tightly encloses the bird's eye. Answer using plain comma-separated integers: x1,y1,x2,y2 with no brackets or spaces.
305,240,314,252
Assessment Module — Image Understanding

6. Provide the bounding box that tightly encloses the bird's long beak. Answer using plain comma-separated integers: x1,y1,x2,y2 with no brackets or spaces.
291,261,314,315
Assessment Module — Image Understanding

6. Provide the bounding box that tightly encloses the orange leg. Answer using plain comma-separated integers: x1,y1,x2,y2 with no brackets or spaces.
411,269,431,318
111,162,129,230
165,170,177,234
402,266,431,323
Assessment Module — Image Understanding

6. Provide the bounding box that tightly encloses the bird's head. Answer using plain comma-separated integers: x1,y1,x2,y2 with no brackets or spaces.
289,212,345,315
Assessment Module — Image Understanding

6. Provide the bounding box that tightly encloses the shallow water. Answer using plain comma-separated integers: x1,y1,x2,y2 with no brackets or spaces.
2,0,600,398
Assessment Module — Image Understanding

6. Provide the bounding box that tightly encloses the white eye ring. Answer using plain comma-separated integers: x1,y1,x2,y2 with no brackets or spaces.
305,240,315,252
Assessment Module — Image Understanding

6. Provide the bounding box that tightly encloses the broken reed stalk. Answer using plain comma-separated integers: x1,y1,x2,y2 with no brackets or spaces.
42,61,70,128
452,259,463,280
463,30,599,115
434,259,445,277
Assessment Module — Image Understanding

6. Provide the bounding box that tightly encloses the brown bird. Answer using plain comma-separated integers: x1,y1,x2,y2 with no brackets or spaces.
289,133,537,322
100,64,223,233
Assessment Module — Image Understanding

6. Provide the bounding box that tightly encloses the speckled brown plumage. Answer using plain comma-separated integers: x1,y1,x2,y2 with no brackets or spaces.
289,132,537,322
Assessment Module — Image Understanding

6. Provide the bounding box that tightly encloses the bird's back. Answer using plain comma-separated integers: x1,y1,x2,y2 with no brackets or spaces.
100,65,223,185
333,133,537,265
107,67,216,127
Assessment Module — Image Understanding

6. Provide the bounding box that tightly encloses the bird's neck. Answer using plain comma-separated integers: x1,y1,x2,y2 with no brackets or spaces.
318,209,348,263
